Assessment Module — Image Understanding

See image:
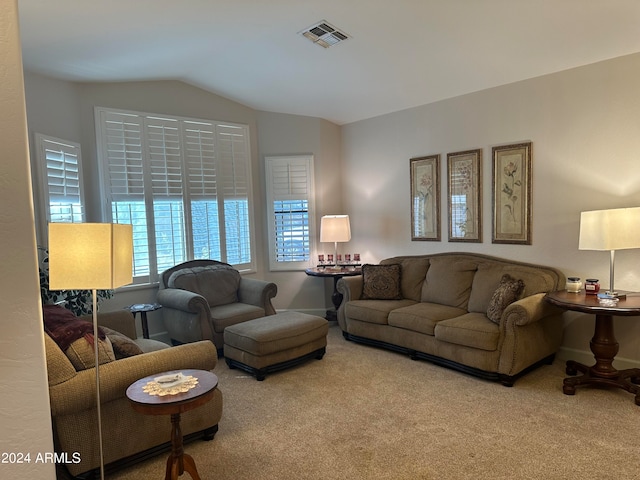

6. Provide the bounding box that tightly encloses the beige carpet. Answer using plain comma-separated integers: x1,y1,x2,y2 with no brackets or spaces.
108,324,639,480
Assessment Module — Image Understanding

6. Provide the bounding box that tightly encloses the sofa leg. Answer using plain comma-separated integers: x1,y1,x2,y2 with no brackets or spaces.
499,375,515,387
203,425,218,441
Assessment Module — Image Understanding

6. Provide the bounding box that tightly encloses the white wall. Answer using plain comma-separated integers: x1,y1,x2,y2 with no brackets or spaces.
0,1,55,478
341,52,640,366
256,111,343,313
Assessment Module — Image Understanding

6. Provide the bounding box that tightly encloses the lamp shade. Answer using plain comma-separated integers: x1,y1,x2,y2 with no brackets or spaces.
579,207,640,251
48,223,133,290
320,215,351,243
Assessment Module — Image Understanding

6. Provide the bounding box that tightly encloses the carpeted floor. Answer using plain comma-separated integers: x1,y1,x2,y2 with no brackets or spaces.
107,324,640,479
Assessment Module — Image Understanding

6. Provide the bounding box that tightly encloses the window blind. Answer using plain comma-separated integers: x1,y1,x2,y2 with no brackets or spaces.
96,107,254,283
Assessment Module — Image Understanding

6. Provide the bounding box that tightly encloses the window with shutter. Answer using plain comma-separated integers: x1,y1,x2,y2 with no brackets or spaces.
35,133,86,227
95,107,255,284
265,155,315,271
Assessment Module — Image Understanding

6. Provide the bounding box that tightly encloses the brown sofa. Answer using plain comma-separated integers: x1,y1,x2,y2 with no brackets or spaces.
44,310,223,478
337,253,566,386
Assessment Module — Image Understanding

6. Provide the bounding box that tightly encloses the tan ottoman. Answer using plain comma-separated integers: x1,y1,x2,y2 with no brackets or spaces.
224,311,329,381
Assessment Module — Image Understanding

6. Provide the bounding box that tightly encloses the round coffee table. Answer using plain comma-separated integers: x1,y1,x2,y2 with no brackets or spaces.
126,369,218,480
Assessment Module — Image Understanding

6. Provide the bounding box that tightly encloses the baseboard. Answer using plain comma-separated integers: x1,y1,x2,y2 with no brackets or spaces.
557,347,640,370
275,308,328,318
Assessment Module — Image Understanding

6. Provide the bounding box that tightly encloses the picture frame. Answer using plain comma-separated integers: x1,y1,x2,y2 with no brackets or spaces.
410,154,440,241
447,149,482,242
492,142,532,245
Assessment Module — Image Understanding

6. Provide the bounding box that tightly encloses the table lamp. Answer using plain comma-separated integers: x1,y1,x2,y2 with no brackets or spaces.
579,207,640,298
48,223,133,480
320,215,351,266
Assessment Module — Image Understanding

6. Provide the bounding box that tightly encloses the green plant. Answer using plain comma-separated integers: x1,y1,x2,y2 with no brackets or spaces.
38,246,114,316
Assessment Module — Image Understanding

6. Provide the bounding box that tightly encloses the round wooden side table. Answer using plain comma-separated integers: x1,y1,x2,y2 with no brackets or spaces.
545,290,640,405
304,266,362,321
126,369,218,479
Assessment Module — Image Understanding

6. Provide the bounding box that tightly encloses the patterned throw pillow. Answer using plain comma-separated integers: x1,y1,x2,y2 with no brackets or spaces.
486,274,525,323
360,264,403,300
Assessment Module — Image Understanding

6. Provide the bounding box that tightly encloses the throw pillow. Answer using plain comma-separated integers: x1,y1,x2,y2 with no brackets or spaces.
43,304,107,351
101,326,144,359
360,264,403,300
65,335,115,371
486,274,525,323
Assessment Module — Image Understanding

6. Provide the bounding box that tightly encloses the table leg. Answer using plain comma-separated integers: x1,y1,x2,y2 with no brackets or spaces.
563,313,640,405
325,277,342,322
165,412,202,480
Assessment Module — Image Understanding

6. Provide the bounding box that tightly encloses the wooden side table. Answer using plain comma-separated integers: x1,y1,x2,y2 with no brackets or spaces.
126,369,218,479
125,303,162,339
304,266,362,321
545,290,640,405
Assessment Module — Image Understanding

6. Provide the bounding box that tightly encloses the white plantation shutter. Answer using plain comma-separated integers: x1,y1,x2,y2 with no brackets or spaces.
96,107,255,283
98,110,151,279
184,122,221,261
266,155,315,271
35,134,86,225
217,124,253,267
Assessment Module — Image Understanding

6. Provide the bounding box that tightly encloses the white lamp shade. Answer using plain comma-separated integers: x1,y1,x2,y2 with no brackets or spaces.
320,215,351,243
579,207,640,251
48,223,133,290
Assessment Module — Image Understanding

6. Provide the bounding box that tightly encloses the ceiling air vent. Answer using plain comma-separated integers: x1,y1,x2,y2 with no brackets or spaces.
299,20,350,48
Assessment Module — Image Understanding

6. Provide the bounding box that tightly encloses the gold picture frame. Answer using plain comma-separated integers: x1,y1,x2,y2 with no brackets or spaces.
447,149,482,242
410,154,441,241
492,142,532,245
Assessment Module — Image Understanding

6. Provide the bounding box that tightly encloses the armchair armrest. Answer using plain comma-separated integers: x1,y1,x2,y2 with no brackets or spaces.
238,278,278,315
48,340,218,417
502,293,564,327
157,288,210,315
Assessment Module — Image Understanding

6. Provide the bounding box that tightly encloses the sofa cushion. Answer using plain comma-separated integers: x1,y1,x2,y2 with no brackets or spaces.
168,264,240,307
486,274,525,323
467,263,505,313
501,265,556,297
421,257,477,309
346,299,416,325
388,302,467,336
210,303,266,332
434,313,500,351
381,257,430,301
361,264,403,300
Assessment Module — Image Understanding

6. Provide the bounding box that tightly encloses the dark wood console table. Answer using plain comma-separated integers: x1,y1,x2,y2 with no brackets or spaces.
305,267,362,321
545,290,640,405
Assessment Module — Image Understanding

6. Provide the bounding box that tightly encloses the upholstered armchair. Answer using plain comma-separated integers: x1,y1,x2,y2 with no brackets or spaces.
44,309,222,478
157,260,277,351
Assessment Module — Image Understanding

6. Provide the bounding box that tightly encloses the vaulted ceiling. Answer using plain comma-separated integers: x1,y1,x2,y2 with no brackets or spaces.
18,0,640,125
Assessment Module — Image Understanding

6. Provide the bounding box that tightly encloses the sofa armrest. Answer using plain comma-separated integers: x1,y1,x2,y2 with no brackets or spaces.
502,293,563,326
48,340,218,417
336,276,364,329
88,310,137,339
237,278,278,315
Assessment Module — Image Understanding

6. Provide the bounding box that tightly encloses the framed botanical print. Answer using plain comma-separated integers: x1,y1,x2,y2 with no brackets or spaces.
447,149,482,242
410,154,440,241
492,142,532,245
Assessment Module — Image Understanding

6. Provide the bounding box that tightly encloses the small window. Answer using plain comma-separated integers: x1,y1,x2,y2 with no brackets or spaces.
265,155,316,271
35,133,86,225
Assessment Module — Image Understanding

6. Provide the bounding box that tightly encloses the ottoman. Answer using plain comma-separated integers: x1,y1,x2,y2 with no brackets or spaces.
224,311,329,381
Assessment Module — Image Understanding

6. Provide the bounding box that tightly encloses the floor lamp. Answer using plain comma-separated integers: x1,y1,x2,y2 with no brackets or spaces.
579,207,640,298
48,223,133,480
320,215,351,266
